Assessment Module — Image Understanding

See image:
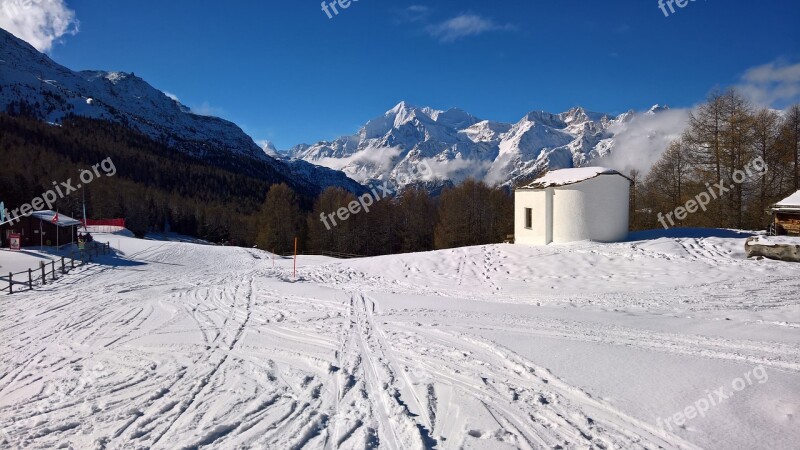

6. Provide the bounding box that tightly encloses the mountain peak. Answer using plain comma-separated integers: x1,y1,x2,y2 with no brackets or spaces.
261,141,280,158
385,102,479,128
291,101,647,191
0,30,271,160
646,104,670,115
561,106,589,123
522,110,566,129
430,107,480,129
388,101,416,115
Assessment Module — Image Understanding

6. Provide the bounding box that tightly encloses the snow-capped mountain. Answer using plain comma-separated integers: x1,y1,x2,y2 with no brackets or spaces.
288,101,668,190
0,27,678,196
260,141,281,158
0,28,364,195
0,28,263,160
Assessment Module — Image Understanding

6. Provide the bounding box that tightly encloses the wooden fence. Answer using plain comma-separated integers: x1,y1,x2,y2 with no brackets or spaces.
83,225,125,233
0,242,112,295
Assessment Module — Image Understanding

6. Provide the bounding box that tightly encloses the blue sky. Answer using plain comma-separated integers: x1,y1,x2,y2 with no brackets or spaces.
14,0,800,148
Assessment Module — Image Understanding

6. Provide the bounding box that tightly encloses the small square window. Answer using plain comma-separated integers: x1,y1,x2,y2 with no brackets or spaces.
525,208,532,229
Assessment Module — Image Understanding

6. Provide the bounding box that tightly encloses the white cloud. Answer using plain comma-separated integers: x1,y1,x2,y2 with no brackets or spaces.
595,108,692,176
736,60,800,109
394,5,431,23
420,157,491,183
0,0,79,52
426,13,515,43
316,146,404,181
163,91,180,102
597,60,800,175
190,101,224,117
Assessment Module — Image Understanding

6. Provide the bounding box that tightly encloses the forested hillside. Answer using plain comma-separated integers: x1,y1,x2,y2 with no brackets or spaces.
0,114,516,253
0,114,311,243
5,89,796,254
633,90,800,231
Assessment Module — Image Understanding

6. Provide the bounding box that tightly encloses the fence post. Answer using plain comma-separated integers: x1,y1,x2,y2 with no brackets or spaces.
51,261,56,281
71,254,75,269
28,269,32,290
61,257,66,274
8,273,11,294
41,261,46,285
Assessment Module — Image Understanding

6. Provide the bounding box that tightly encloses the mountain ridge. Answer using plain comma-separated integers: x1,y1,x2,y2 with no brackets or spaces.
1,27,677,195
0,27,365,196
284,101,669,190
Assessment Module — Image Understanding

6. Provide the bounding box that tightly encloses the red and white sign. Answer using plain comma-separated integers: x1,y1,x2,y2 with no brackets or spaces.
9,233,21,251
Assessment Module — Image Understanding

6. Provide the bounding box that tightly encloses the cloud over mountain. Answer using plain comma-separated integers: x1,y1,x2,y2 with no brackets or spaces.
0,0,79,52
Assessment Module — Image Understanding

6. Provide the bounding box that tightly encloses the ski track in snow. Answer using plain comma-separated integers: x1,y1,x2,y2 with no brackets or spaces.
0,235,798,449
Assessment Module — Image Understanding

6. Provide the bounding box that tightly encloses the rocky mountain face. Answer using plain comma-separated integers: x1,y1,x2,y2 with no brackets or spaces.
286,101,668,191
1,27,674,196
0,28,365,196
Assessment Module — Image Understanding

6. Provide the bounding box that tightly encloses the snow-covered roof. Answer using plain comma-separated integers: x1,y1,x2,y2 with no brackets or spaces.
519,167,630,189
773,190,800,211
748,235,800,247
30,210,82,227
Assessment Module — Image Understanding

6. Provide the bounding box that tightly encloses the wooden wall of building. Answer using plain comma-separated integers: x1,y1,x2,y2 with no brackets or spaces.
1,218,77,248
775,212,800,236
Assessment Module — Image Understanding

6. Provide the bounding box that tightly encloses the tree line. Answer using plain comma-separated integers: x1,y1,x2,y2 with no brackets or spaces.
0,113,514,253
7,89,793,257
0,114,309,243
632,90,799,232
255,179,513,255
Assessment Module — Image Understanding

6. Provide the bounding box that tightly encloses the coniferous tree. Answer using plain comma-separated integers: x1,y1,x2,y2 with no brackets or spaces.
256,183,303,254
397,188,437,253
749,108,784,224
685,91,725,183
779,104,800,192
307,187,357,254
434,180,512,249
639,94,800,231
642,139,697,227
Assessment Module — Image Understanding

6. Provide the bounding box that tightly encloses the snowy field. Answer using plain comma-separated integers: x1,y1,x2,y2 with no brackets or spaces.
0,230,798,449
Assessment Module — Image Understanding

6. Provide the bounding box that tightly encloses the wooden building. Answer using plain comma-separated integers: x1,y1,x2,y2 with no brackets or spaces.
0,210,81,248
771,191,800,236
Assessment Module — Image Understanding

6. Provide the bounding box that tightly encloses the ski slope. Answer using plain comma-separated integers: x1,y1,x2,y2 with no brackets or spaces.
1,231,798,449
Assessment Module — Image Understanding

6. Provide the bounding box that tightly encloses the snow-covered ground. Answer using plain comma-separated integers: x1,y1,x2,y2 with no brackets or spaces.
0,230,798,449
0,244,87,275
